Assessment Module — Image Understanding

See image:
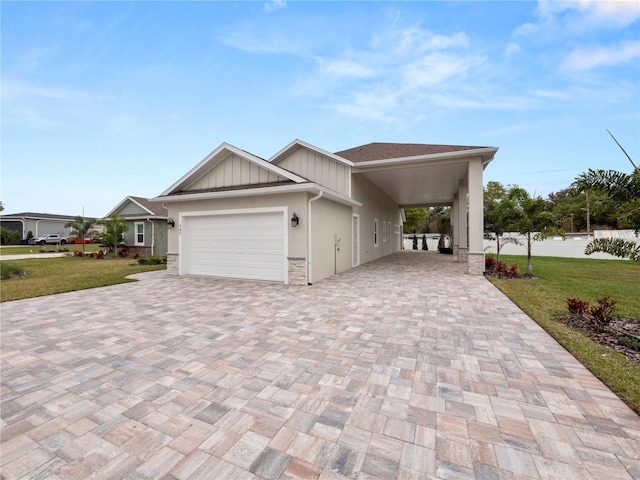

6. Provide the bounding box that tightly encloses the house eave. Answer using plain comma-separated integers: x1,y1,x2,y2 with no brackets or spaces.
152,183,362,208
119,216,168,221
352,147,498,172
160,142,308,197
270,139,355,168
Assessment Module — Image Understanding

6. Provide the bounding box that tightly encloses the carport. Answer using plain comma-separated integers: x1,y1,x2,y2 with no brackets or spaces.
335,143,498,275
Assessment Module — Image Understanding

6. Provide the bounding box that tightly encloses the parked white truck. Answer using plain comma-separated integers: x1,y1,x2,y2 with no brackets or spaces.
31,233,67,245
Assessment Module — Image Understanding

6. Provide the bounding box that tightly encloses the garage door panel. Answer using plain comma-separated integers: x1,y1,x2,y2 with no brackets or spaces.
182,212,285,282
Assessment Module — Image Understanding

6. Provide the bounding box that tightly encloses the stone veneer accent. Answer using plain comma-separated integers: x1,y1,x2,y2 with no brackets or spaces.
166,253,178,275
287,257,307,286
458,247,468,263
467,252,484,275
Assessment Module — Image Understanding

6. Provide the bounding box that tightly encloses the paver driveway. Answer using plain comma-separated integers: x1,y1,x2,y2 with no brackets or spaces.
1,251,639,479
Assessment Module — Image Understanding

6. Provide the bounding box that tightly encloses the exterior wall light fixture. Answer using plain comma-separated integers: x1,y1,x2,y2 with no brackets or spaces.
167,218,175,229
291,213,299,227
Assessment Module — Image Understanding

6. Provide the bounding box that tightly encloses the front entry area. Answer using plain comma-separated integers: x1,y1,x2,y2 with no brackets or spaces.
180,208,287,282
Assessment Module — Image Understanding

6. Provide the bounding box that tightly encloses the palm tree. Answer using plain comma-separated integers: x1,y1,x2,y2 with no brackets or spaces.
572,168,640,261
65,215,95,254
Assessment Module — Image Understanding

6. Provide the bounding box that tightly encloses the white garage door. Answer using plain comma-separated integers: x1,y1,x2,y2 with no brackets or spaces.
181,211,286,282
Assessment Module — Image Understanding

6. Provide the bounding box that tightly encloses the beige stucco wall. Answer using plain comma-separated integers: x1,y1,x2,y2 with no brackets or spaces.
276,147,350,197
164,174,403,283
165,192,309,260
351,174,403,265
308,197,353,284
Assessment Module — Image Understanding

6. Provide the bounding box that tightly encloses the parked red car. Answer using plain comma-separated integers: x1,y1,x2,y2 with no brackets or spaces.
67,237,93,244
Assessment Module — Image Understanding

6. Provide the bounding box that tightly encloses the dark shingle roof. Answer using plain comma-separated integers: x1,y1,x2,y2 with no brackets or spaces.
0,212,94,220
334,142,487,163
128,196,168,217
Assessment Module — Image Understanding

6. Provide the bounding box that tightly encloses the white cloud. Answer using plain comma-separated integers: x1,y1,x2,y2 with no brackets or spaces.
504,43,521,56
400,53,480,90
264,0,286,13
572,0,640,29
2,78,80,100
316,58,375,79
396,26,469,53
221,29,307,55
563,40,640,70
291,25,485,120
518,0,640,36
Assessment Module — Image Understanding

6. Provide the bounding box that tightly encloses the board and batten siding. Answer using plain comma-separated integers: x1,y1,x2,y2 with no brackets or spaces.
187,153,287,191
118,202,147,216
277,148,350,196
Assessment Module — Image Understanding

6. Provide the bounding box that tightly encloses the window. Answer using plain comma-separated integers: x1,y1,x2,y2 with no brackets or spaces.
134,222,144,246
374,219,379,247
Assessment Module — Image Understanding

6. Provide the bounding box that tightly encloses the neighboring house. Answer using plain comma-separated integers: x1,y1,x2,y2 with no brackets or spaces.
105,196,169,257
153,140,497,285
0,212,92,244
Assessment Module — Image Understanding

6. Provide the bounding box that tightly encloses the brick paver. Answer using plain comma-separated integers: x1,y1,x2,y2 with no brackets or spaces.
1,251,639,479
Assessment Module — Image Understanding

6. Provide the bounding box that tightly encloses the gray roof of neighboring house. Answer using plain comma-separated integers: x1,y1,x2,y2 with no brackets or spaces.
125,196,168,217
334,142,488,163
0,212,96,221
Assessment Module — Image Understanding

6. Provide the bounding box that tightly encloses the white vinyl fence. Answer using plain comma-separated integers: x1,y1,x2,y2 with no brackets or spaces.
403,231,638,260
484,231,639,260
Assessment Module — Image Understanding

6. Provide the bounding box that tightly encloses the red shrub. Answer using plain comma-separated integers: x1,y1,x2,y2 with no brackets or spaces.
567,298,589,315
588,296,617,331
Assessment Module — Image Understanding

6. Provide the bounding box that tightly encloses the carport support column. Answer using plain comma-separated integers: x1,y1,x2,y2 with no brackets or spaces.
451,195,458,256
467,158,484,275
457,179,468,263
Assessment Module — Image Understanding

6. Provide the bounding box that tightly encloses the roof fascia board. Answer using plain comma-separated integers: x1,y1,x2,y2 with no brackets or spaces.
152,183,362,208
105,196,134,217
128,197,155,216
0,214,85,221
352,147,498,171
160,142,307,197
121,215,168,220
270,139,355,168
106,196,154,218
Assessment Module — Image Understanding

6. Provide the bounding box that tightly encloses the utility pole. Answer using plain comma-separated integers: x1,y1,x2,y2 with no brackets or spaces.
586,191,591,236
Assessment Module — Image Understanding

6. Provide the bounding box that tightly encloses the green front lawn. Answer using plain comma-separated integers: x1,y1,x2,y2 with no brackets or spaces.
0,256,166,302
487,255,640,414
0,244,102,255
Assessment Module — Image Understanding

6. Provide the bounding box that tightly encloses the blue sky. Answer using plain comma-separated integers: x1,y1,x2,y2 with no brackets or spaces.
2,0,639,218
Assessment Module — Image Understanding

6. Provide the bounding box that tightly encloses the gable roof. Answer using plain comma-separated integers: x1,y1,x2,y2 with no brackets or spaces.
107,196,168,219
159,142,307,197
270,139,354,167
335,142,488,163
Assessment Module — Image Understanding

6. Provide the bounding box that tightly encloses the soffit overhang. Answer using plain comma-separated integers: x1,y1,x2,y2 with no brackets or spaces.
351,147,498,207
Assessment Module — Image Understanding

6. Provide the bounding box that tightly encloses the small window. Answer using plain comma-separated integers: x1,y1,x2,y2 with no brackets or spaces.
135,222,144,246
374,219,379,247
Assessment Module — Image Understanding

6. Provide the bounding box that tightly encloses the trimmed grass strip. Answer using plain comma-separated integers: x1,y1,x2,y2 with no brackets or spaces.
487,255,640,414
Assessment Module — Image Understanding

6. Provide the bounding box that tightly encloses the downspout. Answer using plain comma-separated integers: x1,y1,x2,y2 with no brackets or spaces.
307,190,323,285
146,218,155,256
